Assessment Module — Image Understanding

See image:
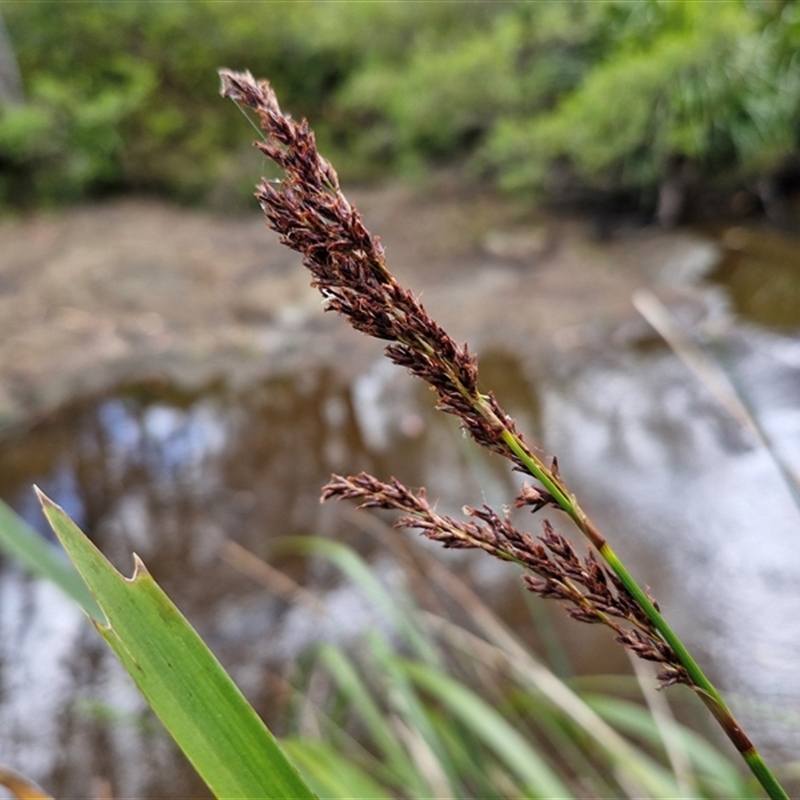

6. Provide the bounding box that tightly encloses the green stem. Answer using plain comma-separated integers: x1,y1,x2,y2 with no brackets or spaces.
499,428,789,800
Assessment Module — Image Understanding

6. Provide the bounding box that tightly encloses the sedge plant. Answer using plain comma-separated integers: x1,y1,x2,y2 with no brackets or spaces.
219,68,789,800
259,528,758,800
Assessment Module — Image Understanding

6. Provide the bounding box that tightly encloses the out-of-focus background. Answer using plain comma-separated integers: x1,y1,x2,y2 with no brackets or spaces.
2,2,800,798
3,1,800,217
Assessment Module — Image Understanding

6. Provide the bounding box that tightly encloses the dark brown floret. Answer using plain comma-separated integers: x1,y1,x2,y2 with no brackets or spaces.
221,68,689,689
322,472,689,688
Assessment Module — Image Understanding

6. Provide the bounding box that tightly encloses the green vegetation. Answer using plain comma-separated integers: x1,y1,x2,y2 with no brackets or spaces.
3,1,800,214
38,492,315,800
0,8,797,796
0,497,101,618
0,495,768,799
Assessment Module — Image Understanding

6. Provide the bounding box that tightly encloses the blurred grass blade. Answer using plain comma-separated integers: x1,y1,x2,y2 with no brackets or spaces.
398,658,575,800
366,631,460,798
419,583,682,797
0,498,102,620
633,287,800,509
36,489,316,800
0,765,53,800
586,693,751,798
275,536,438,662
630,656,696,796
281,738,389,799
315,643,428,795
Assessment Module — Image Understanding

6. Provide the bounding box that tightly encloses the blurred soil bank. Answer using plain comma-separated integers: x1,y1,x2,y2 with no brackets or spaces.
0,181,719,434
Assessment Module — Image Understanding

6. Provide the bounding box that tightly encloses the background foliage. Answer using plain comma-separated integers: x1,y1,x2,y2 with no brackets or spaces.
1,0,799,214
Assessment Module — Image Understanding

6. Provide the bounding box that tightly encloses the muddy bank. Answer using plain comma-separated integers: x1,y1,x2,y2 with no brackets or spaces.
0,181,719,436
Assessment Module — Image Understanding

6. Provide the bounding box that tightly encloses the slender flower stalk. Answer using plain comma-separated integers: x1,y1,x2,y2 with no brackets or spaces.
219,68,788,800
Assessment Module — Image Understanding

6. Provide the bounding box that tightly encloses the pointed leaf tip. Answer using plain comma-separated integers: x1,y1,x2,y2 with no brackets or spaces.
130,553,150,582
33,484,55,509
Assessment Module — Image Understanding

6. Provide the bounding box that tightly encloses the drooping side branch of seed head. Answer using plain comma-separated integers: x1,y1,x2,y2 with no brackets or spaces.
322,472,689,689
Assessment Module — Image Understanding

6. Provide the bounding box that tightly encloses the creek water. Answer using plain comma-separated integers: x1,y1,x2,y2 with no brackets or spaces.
1,225,800,797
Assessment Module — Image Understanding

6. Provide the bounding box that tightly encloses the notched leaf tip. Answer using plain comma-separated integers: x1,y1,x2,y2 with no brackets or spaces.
129,553,151,584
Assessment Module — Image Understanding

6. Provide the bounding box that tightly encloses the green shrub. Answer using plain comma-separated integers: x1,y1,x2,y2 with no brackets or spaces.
0,1,368,206
0,1,502,206
3,1,800,211
485,2,800,198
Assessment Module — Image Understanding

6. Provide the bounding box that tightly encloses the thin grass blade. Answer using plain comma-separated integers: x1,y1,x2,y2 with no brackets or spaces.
366,631,462,798
398,657,575,799
314,643,429,796
0,765,54,800
420,599,682,798
281,738,391,800
586,693,751,798
274,536,438,662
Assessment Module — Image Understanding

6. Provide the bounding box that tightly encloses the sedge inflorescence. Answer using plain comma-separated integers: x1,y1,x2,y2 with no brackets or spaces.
219,68,688,689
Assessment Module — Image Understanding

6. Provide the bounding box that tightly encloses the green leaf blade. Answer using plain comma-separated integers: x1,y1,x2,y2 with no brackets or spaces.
399,658,576,800
281,738,390,800
37,489,316,800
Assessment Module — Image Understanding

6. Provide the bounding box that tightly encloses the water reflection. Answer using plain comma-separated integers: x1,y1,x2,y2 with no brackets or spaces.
0,352,538,798
542,330,800,756
712,226,800,331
